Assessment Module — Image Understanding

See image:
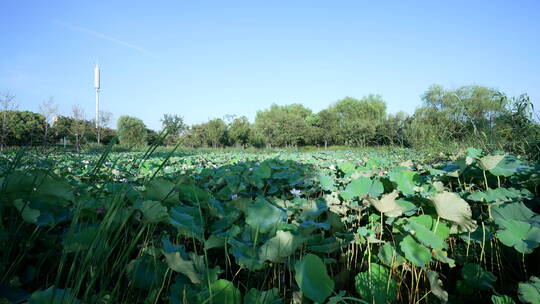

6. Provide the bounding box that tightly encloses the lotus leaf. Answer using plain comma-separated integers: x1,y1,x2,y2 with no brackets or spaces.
354,263,397,304
294,253,334,303
430,192,477,232
245,198,286,233
518,276,540,304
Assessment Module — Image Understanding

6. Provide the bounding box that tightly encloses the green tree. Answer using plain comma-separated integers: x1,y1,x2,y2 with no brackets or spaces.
117,115,148,146
39,97,58,145
0,110,45,146
51,115,73,144
329,95,386,146
254,104,313,147
494,93,540,158
204,118,228,148
70,105,89,152
181,125,206,147
312,109,341,148
228,116,251,147
161,114,186,145
404,106,454,148
0,92,17,149
377,111,409,146
421,84,504,139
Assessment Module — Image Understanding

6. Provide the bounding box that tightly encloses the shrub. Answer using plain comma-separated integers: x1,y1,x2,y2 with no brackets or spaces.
117,115,148,146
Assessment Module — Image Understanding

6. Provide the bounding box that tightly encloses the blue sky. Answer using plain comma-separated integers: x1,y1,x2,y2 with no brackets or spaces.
1,1,539,130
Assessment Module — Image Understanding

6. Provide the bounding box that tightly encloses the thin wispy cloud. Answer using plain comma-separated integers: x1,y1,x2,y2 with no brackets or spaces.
52,19,151,55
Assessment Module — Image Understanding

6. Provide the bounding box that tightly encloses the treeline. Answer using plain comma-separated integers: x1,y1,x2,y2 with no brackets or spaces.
165,85,539,156
1,85,539,156
0,95,116,151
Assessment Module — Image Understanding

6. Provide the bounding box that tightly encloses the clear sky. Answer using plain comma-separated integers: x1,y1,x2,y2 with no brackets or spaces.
1,1,539,130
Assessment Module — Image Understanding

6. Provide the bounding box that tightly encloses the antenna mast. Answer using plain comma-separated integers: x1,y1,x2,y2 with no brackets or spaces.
94,63,101,144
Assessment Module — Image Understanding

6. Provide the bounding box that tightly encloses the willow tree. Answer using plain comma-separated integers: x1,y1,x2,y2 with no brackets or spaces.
328,95,386,146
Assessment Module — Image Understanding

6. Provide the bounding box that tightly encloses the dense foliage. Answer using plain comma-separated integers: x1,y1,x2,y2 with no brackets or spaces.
117,115,148,147
0,147,539,303
2,85,538,160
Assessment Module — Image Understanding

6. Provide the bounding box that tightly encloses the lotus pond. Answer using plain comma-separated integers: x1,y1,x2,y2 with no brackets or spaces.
0,148,539,303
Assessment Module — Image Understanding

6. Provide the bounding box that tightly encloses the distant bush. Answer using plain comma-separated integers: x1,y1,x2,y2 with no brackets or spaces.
117,115,148,147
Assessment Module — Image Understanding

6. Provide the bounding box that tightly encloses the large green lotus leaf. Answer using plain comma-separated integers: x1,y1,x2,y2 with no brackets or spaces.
395,198,418,215
21,195,72,226
427,271,448,304
354,263,397,304
338,161,355,174
414,215,450,239
367,190,402,217
404,218,447,251
442,161,462,177
36,178,74,202
342,177,371,199
13,199,40,224
144,178,177,204
496,219,540,254
377,242,405,267
252,164,271,179
208,280,241,304
489,155,523,177
126,255,167,290
230,198,253,212
1,172,34,194
259,230,305,262
433,250,456,268
368,179,384,197
205,234,226,250
244,288,280,304
228,239,265,271
518,276,540,304
399,235,431,268
430,192,477,232
299,199,328,221
339,190,355,201
135,200,168,223
459,263,496,292
491,295,516,304
470,188,529,204
478,154,505,171
178,184,211,204
210,208,240,233
29,286,80,304
245,198,286,233
162,239,201,284
389,168,420,195
466,147,483,159
294,253,334,303
492,202,540,227
468,191,487,202
318,175,336,191
169,205,205,240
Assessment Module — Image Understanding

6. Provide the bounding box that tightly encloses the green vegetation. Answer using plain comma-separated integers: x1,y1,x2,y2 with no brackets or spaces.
0,83,539,303
117,115,148,147
0,145,539,303
1,85,539,160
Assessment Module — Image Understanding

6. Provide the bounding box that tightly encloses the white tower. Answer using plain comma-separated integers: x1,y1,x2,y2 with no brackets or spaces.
94,63,100,128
